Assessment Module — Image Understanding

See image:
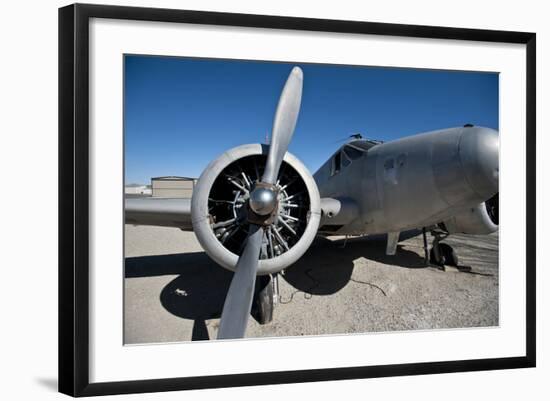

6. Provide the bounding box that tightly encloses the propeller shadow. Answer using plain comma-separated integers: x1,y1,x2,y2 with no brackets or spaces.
125,253,270,340
126,252,230,340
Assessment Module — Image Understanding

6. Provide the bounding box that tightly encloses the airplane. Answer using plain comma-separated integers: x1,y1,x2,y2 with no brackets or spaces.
125,66,499,340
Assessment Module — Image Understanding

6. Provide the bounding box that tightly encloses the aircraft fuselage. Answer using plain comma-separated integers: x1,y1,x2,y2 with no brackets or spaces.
313,126,499,236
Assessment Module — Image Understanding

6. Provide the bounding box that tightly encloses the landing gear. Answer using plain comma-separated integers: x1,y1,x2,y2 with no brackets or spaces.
251,274,275,325
430,242,459,267
423,227,459,268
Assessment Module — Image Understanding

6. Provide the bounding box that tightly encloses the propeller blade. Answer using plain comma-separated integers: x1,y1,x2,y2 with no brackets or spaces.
262,67,303,184
217,224,263,339
218,67,304,339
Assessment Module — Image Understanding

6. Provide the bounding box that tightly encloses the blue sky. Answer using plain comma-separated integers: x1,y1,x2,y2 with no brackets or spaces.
124,55,498,184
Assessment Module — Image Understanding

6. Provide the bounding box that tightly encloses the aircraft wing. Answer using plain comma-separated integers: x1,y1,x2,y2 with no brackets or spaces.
126,195,358,234
125,197,193,231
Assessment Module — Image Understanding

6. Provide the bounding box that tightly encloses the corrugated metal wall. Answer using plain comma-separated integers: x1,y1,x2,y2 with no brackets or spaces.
151,178,195,198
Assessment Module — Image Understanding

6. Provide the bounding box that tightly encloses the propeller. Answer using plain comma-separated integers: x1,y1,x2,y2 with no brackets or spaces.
217,66,304,339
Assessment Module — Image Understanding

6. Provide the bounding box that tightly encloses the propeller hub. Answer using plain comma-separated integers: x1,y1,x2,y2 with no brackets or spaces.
249,185,277,215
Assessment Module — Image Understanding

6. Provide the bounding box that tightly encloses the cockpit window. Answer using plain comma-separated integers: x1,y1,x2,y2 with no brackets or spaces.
331,152,341,176
331,144,366,176
343,145,363,160
342,153,351,168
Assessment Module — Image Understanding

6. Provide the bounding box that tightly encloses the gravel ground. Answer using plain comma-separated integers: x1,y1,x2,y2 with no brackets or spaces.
124,225,498,344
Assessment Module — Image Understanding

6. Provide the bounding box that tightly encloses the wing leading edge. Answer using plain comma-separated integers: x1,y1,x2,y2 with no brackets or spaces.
125,197,193,230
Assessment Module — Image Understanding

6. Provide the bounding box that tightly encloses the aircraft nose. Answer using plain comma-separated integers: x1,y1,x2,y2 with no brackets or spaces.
459,127,499,199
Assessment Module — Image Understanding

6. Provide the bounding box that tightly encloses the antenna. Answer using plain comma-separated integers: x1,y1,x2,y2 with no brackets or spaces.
332,133,363,144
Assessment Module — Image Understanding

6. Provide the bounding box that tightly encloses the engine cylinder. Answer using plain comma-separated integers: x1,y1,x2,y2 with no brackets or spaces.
191,144,321,275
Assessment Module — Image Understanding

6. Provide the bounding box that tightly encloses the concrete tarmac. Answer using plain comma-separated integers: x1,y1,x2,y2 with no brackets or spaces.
124,225,498,344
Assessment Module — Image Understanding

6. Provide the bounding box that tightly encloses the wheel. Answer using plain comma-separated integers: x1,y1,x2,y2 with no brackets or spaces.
429,245,443,266
430,243,458,266
440,243,458,266
251,275,274,325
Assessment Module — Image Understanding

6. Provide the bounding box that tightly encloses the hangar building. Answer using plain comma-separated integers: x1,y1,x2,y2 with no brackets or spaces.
151,176,196,198
124,184,151,196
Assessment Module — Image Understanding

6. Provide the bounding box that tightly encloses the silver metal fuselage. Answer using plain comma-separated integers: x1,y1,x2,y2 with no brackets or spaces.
314,126,499,235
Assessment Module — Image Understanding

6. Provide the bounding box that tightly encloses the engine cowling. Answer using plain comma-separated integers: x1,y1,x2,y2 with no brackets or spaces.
191,144,321,275
442,193,498,235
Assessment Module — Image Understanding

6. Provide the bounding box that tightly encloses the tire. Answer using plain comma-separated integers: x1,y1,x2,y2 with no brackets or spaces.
430,243,458,266
440,243,459,266
251,275,274,325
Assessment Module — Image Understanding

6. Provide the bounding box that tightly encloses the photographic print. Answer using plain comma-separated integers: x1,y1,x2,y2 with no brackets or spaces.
59,4,536,395
123,55,499,343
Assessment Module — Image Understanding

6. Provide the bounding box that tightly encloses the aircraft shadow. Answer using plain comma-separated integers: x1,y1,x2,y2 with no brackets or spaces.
282,234,426,295
125,233,427,340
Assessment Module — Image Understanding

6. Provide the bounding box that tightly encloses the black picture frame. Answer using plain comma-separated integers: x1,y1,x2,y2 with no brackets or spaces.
59,3,536,397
